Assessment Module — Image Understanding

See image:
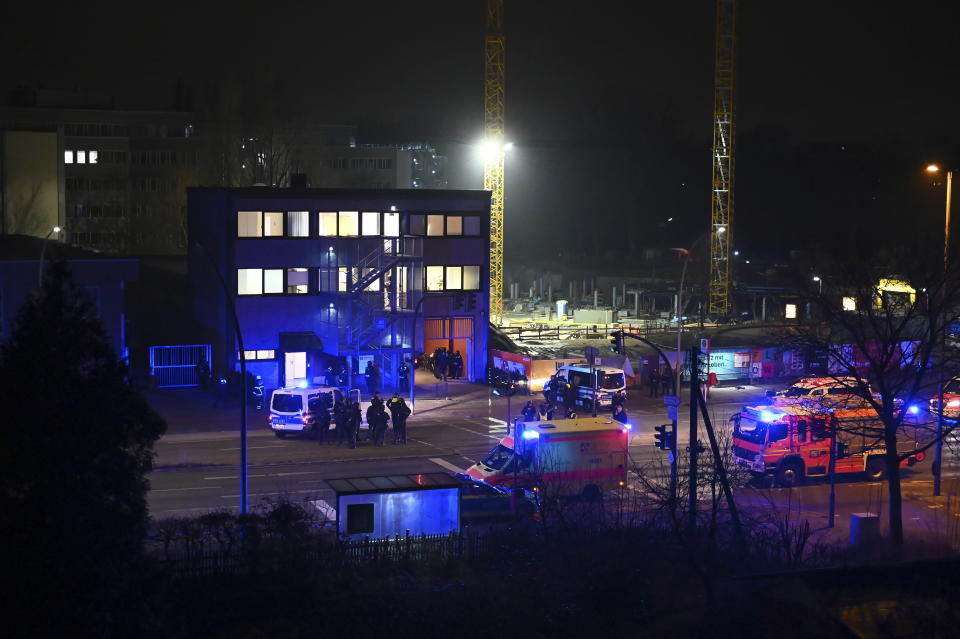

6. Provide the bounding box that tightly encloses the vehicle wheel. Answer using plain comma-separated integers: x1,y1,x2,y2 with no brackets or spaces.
274,431,287,439
775,461,803,488
581,484,602,502
865,456,887,481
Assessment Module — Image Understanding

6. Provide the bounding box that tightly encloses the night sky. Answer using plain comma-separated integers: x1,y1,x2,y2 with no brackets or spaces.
4,0,960,267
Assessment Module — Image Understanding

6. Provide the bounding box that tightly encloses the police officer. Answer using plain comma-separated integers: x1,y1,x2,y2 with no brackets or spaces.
365,361,381,395
451,350,464,379
520,401,538,422
388,393,411,444
563,380,578,417
537,402,554,420
612,404,629,425
398,358,411,392
212,375,229,408
315,402,331,444
334,402,350,447
347,399,361,449
251,375,265,410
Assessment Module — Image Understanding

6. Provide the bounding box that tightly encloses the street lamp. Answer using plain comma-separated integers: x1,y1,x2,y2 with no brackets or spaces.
813,275,822,295
926,163,954,497
38,226,62,287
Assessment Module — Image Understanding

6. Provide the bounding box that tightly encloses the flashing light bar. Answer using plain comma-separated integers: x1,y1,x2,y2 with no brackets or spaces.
521,430,540,440
907,405,920,415
759,409,782,422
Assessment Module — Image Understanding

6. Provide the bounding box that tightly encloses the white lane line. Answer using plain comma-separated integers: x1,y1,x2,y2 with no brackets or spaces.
220,488,328,498
219,445,288,451
448,424,500,440
487,417,507,425
429,457,465,473
152,486,222,492
204,474,267,480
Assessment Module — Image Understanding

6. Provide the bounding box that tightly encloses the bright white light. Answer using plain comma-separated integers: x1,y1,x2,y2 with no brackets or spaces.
329,303,335,309
667,217,673,222
948,399,960,408
390,205,397,211
907,405,920,415
477,139,512,163
813,276,821,282
53,226,61,233
745,260,751,264
733,250,739,256
717,226,726,233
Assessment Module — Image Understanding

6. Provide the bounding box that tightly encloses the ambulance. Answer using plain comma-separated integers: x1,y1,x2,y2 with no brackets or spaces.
268,385,345,439
464,417,631,500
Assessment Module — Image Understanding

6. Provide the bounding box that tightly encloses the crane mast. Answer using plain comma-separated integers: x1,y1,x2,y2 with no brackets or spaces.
708,0,736,316
484,0,505,323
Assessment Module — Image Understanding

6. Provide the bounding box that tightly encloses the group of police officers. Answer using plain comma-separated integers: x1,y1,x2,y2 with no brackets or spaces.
312,392,412,449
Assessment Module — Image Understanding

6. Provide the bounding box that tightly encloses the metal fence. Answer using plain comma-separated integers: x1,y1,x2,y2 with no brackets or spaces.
149,344,212,388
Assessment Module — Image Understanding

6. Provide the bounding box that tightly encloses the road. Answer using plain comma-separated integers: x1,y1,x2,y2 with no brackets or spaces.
146,381,960,543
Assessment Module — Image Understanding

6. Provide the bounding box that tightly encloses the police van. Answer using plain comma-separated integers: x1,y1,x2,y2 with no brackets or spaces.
545,364,626,410
269,385,345,439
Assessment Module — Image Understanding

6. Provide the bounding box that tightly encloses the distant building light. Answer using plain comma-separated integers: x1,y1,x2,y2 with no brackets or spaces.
785,303,797,319
733,250,739,256
842,297,857,311
390,205,397,211
329,303,335,308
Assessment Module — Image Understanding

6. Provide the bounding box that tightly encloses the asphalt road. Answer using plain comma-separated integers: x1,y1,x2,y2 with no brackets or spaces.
146,382,960,544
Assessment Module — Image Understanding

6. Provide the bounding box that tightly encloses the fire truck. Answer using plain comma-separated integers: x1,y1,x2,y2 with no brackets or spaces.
464,417,630,500
732,404,924,487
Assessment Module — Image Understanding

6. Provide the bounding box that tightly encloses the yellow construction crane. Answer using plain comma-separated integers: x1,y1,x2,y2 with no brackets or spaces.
708,0,736,316
484,0,506,324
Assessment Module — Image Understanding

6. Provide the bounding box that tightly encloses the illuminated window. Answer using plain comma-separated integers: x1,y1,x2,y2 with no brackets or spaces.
463,265,481,290
338,267,350,292
237,268,263,295
409,214,425,235
238,211,262,237
446,216,463,235
427,215,444,236
64,150,74,164
264,212,284,236
785,303,797,319
77,150,87,164
445,266,462,289
287,268,309,294
318,212,338,236
426,266,444,291
88,150,98,164
287,211,309,237
842,297,857,311
464,216,481,235
338,211,358,236
362,212,380,236
383,212,400,237
264,268,284,294
241,350,276,360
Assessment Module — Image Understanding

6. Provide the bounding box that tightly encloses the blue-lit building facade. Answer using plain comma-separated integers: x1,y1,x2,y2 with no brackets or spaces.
187,187,490,391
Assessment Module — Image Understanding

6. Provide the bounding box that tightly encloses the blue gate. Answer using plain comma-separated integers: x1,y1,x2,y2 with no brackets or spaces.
149,344,212,388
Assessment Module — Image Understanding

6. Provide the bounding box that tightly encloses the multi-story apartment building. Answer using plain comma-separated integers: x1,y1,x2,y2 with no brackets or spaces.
316,143,448,190
187,187,490,392
0,88,198,254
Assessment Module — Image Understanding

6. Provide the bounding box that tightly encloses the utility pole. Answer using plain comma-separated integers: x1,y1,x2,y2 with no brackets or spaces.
688,344,700,536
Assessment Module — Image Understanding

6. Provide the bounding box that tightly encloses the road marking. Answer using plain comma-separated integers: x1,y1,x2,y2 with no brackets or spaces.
152,486,222,492
448,424,499,440
487,417,507,425
429,457,464,473
204,474,267,480
219,445,289,451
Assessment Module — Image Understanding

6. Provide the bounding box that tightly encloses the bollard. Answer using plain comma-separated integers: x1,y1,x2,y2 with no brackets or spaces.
849,512,881,548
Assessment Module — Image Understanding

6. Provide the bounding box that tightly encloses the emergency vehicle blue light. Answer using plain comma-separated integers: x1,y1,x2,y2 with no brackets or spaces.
521,430,540,440
759,409,782,422
622,423,633,430
298,380,309,388
907,405,920,415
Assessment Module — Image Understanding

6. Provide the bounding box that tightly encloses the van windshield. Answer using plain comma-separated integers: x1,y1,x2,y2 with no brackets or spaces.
733,416,767,445
272,394,303,412
600,372,625,389
481,444,515,471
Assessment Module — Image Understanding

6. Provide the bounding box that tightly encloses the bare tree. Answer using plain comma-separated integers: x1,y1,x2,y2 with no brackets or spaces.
781,248,960,555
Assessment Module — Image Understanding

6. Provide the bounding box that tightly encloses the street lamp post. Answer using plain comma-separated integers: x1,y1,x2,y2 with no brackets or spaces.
670,248,692,394
38,226,62,287
926,164,954,497
813,275,822,295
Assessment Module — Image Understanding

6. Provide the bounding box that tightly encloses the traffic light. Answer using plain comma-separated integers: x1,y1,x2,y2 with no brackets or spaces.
609,329,624,354
654,424,674,451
